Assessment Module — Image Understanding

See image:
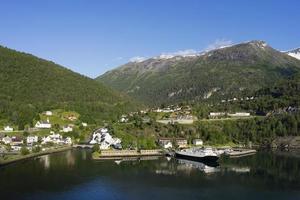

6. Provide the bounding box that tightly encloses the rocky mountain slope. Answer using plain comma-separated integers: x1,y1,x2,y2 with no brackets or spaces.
97,41,300,105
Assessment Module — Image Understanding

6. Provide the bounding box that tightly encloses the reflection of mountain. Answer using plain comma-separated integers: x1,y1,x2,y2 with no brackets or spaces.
177,159,220,174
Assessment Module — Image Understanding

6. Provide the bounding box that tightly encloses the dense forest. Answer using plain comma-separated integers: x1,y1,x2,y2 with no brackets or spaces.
0,46,140,129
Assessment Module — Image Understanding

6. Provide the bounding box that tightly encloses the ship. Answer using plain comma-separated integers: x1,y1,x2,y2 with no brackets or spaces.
175,147,220,165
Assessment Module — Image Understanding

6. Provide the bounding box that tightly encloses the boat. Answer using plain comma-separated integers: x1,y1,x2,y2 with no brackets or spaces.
175,147,220,164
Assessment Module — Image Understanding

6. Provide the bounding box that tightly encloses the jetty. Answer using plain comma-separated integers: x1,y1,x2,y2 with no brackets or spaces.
93,149,163,160
225,149,256,158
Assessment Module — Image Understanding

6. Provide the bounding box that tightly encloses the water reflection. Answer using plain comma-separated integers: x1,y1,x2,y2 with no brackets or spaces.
1,150,300,200
66,150,75,166
177,159,220,174
39,155,50,169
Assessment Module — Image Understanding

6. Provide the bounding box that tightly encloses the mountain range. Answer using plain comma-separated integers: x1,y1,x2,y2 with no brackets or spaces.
97,40,300,106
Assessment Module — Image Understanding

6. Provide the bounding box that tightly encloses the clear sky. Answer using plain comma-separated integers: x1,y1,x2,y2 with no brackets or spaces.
0,0,299,78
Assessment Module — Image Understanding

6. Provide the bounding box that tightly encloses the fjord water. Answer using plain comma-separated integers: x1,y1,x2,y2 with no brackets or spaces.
1,150,300,200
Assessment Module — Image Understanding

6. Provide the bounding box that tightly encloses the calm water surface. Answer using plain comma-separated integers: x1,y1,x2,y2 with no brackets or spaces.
0,149,300,200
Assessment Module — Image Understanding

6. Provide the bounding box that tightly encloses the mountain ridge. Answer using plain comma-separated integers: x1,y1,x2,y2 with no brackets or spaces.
97,40,300,106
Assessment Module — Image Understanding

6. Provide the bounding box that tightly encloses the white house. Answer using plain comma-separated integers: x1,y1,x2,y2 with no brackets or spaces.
61,125,73,133
4,126,13,132
35,118,51,129
11,145,22,151
193,139,203,146
209,112,226,118
27,136,39,144
41,133,63,144
64,137,72,145
45,111,53,116
120,115,128,123
82,122,87,127
228,112,250,117
89,128,121,150
2,136,12,144
158,138,173,149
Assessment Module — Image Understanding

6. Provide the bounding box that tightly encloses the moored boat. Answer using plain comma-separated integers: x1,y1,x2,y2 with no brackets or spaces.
175,147,220,164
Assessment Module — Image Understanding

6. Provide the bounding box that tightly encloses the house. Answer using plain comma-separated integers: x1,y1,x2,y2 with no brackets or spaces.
82,122,87,127
142,117,151,123
45,111,53,116
11,145,22,151
27,136,38,144
120,115,128,123
61,125,73,133
11,136,23,146
89,128,121,150
176,138,188,148
0,146,6,153
209,112,226,118
4,126,13,132
64,137,72,145
2,136,12,144
67,115,77,121
193,139,203,146
35,119,51,129
41,133,63,144
228,112,250,117
158,138,173,149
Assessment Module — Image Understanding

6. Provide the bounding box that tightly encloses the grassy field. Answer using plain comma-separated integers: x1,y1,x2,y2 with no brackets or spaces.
39,109,80,126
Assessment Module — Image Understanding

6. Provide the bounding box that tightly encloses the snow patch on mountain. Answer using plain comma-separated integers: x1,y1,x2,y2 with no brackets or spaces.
283,48,300,60
155,49,201,60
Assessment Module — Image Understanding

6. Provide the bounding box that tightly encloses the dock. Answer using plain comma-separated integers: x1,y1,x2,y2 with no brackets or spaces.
225,149,257,158
93,149,164,160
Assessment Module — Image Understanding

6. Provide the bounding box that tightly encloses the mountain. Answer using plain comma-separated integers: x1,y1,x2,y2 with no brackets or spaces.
97,40,300,106
0,45,138,127
284,48,300,60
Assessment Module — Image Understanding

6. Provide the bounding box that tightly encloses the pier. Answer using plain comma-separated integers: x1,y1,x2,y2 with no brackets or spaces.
93,149,164,160
225,149,257,158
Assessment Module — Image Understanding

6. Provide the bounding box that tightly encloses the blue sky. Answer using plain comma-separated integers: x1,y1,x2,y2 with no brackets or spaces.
0,0,299,78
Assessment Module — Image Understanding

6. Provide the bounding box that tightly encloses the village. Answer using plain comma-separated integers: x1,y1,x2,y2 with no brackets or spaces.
1,103,255,163
0,110,89,160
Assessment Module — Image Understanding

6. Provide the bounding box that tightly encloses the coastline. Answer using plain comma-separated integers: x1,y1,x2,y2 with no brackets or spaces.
0,146,72,167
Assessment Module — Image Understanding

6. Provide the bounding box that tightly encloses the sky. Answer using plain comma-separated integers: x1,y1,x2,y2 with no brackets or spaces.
0,0,300,78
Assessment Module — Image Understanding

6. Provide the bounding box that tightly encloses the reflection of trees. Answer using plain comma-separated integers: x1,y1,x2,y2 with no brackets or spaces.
220,152,300,188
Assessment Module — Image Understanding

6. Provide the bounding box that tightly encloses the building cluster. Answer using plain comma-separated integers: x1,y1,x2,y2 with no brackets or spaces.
89,128,122,150
157,138,204,149
0,132,72,153
221,96,255,103
209,112,251,119
153,105,191,114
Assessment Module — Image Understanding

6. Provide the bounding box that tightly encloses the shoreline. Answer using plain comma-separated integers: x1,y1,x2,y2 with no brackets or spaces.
0,146,72,167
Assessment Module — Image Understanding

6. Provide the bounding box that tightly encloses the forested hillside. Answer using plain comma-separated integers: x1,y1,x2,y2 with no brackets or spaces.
0,46,139,128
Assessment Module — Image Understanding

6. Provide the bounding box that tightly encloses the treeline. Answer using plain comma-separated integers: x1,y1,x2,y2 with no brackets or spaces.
197,112,300,145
